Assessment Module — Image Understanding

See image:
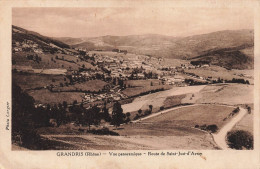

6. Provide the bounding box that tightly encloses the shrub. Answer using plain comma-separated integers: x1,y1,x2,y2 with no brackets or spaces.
133,114,140,120
227,130,253,150
144,110,151,115
89,128,119,136
194,125,199,128
125,117,131,123
200,124,207,130
206,124,218,133
138,109,142,115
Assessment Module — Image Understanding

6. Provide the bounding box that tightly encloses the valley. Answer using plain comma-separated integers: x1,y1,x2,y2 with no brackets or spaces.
11,25,254,150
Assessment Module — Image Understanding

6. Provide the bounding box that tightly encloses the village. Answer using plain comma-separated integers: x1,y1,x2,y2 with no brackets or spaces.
12,38,252,110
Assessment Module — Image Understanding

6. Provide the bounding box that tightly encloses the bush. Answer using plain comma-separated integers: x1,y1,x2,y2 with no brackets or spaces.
89,128,119,136
160,106,164,110
144,110,151,115
227,130,253,150
206,124,218,133
133,114,140,120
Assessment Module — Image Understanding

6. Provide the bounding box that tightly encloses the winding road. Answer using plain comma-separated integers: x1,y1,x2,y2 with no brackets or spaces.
131,104,248,150
212,107,247,150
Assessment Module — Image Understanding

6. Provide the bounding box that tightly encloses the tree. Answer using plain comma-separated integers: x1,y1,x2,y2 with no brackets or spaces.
73,100,78,106
62,101,68,110
85,106,101,130
125,112,131,123
227,130,253,150
111,101,124,128
126,112,131,117
138,109,142,115
103,103,111,122
12,83,39,147
149,105,153,112
160,106,164,110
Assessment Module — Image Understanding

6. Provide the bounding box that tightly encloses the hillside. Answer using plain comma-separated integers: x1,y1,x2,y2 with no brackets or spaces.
189,45,254,69
13,25,70,49
57,30,254,69
12,25,95,71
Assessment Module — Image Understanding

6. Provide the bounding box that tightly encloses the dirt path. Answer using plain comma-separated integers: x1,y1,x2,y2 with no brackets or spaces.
212,107,247,150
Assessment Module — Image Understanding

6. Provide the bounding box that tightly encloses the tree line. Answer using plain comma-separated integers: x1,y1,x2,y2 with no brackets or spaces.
12,83,128,148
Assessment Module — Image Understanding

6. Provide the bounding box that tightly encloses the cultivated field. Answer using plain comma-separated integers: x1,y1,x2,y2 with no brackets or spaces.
232,111,254,134
40,134,217,150
28,89,84,105
195,84,253,105
122,85,205,113
13,52,95,70
53,80,108,92
184,66,253,84
13,72,66,90
39,104,232,150
124,79,162,87
122,85,171,98
29,83,253,150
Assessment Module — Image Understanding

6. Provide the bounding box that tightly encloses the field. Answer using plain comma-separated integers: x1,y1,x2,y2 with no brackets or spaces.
122,85,171,97
122,85,205,113
194,84,253,105
13,72,66,90
13,72,108,104
38,104,232,150
232,111,254,134
52,80,108,92
39,134,217,150
120,105,234,136
28,89,84,105
184,66,254,84
20,83,253,150
124,79,162,87
163,94,186,108
13,52,95,71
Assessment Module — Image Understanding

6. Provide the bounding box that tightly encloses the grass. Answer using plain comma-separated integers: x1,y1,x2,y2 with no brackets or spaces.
122,85,171,97
163,94,186,108
28,89,84,105
53,80,108,92
124,79,162,87
13,72,66,90
12,137,80,150
184,65,253,84
118,104,234,137
232,111,254,134
145,104,234,128
13,52,95,71
196,84,253,105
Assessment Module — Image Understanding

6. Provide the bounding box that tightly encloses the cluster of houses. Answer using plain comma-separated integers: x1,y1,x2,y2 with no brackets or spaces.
13,40,43,53
83,88,127,103
112,48,128,54
92,53,157,79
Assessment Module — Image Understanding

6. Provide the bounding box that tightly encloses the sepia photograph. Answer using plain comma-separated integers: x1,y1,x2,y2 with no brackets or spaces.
11,7,254,151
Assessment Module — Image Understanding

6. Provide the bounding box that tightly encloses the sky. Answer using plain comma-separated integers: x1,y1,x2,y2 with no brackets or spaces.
12,7,254,38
